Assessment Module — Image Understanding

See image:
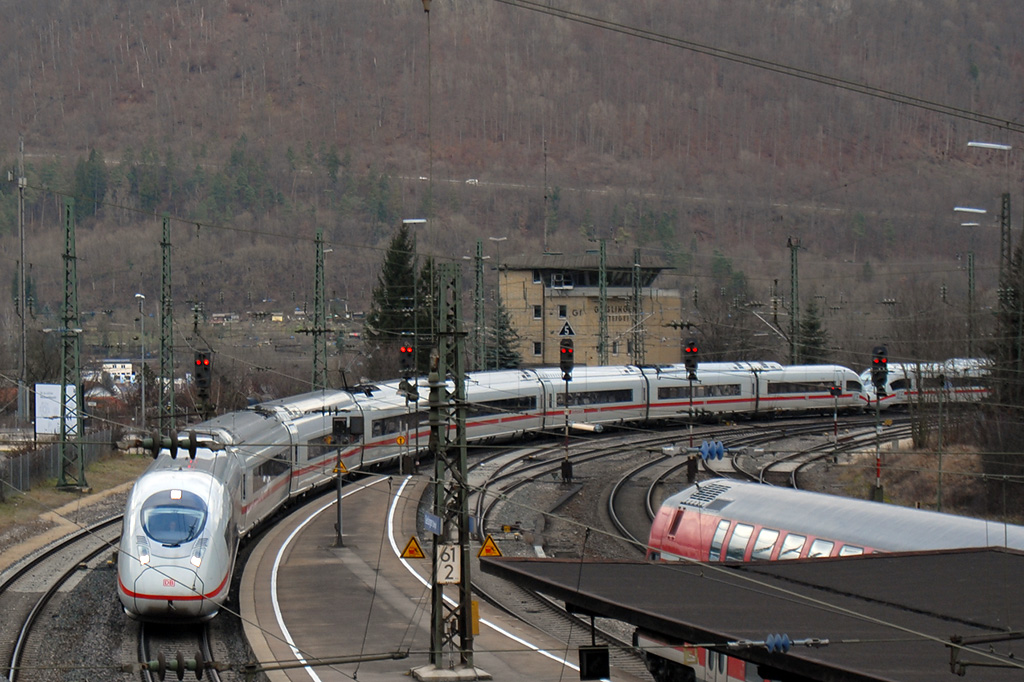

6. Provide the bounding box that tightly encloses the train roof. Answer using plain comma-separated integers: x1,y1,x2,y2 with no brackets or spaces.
691,361,784,372
665,479,1024,552
253,389,358,417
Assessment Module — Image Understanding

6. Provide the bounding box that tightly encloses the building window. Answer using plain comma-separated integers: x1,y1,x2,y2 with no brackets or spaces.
612,341,619,355
533,341,542,356
533,270,542,284
533,305,542,319
558,304,567,319
551,272,573,289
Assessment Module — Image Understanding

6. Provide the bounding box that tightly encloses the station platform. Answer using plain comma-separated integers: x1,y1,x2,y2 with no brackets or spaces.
482,548,1024,682
241,475,648,681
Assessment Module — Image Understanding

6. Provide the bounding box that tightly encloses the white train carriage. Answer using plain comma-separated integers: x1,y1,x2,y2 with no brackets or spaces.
117,445,241,621
464,369,546,440
756,364,862,413
651,363,863,418
860,357,991,409
535,364,652,428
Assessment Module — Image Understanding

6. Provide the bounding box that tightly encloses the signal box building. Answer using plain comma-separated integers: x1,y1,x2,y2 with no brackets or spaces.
498,254,683,367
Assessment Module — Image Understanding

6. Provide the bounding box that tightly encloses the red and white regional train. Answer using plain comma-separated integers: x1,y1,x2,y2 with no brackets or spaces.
640,479,1024,682
118,361,863,621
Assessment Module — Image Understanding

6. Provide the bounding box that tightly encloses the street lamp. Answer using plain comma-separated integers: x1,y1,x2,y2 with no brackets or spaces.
135,293,146,430
953,207,989,357
968,141,1012,151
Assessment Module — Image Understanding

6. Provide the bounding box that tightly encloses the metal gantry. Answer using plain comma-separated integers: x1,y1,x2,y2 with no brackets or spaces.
789,237,801,364
597,239,608,366
159,215,175,434
311,228,329,391
631,247,645,365
58,199,85,490
16,136,28,425
474,239,485,370
418,262,486,678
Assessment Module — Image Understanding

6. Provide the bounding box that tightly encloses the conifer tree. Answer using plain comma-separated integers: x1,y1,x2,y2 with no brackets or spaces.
799,299,830,364
489,296,522,370
365,223,417,347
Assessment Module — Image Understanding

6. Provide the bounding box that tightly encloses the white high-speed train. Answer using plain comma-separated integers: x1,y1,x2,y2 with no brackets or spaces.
859,357,990,409
117,361,864,621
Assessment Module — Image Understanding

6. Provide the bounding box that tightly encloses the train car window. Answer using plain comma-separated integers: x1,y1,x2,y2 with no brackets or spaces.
807,538,835,557
467,395,537,417
778,533,806,559
839,545,864,556
141,489,208,546
657,384,741,400
751,528,780,560
726,523,754,561
846,379,862,392
709,519,731,561
890,379,910,391
668,509,684,537
767,380,832,394
556,388,633,407
307,434,340,460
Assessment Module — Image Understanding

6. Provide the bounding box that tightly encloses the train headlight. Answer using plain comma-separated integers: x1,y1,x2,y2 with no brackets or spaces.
138,544,151,565
190,538,209,568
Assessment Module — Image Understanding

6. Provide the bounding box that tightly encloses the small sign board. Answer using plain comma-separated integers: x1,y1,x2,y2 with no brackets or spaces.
401,536,426,559
558,321,576,336
424,512,442,536
478,534,502,557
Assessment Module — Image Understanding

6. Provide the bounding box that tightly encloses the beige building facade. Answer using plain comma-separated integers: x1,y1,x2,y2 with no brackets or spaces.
498,254,684,368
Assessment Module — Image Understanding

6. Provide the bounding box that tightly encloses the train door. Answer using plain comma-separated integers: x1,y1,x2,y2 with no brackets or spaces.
638,368,653,422
749,369,761,414
284,421,299,497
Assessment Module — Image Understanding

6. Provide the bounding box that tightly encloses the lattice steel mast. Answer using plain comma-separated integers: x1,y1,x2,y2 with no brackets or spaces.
57,199,85,490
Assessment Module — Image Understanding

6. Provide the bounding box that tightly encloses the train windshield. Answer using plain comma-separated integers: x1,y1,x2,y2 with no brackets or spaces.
141,489,208,546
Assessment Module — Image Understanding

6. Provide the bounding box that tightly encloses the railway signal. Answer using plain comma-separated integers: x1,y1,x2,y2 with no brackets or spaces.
870,346,888,393
684,338,699,380
559,338,574,381
399,344,415,374
194,351,211,394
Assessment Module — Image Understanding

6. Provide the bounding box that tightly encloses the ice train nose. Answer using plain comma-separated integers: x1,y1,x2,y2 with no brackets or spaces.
127,565,207,619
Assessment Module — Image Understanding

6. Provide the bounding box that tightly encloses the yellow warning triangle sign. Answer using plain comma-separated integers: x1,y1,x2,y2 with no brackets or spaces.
478,534,502,558
401,535,426,559
334,459,348,475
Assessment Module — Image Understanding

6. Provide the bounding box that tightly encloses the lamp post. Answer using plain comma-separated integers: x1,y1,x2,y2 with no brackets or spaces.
135,293,146,430
968,140,1013,291
403,219,427,373
954,207,988,357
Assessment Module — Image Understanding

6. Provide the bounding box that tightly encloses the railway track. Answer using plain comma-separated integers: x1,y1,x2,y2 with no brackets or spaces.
464,415,876,678
137,622,222,682
605,414,913,553
1,516,122,682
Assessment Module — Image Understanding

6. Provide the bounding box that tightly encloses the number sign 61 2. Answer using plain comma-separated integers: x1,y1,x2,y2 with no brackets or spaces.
436,544,461,585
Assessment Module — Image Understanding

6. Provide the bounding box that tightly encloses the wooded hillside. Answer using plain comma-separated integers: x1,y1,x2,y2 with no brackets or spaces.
1,0,1023,371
